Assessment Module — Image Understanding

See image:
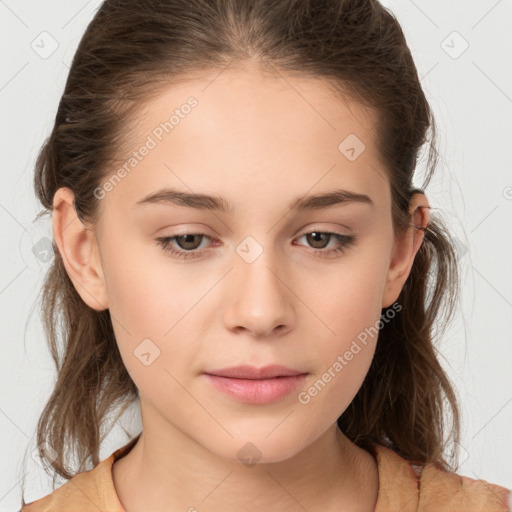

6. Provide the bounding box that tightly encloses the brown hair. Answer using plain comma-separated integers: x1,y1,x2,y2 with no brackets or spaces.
21,0,461,504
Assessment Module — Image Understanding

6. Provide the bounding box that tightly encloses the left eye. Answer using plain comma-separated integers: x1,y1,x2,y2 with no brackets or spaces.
156,233,213,259
155,231,357,260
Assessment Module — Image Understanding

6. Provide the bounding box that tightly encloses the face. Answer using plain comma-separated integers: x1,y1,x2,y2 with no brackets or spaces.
55,64,425,465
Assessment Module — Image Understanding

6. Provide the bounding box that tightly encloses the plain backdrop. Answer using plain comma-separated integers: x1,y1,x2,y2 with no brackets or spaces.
1,0,511,509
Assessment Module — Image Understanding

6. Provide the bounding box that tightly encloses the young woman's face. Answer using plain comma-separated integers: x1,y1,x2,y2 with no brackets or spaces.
74,65,416,463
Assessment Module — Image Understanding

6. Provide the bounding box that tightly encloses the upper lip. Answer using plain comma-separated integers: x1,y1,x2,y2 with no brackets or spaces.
204,364,307,379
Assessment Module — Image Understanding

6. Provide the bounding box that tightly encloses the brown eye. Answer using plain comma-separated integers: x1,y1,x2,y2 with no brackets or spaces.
306,232,331,249
156,230,356,261
174,234,204,250
155,233,213,260
295,230,357,258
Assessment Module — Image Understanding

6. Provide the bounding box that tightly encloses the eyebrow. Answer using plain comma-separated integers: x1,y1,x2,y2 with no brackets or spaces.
135,187,374,213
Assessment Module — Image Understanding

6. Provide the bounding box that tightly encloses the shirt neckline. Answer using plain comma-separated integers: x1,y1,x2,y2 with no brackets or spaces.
103,434,418,512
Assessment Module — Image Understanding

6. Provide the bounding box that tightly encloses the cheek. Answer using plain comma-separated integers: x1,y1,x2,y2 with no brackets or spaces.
99,237,212,381
101,236,198,333
296,253,387,410
313,255,388,348
297,284,382,426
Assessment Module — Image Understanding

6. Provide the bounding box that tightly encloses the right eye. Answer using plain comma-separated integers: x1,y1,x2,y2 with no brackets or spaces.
155,233,216,260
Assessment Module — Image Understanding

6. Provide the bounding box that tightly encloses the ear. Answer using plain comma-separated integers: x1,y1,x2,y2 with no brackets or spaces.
381,192,431,308
52,187,108,311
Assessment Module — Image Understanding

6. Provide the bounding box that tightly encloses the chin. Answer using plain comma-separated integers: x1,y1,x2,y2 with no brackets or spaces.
207,434,309,466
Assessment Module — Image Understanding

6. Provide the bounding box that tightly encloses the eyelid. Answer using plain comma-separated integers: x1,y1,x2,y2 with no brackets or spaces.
158,223,353,242
298,224,353,236
155,224,357,261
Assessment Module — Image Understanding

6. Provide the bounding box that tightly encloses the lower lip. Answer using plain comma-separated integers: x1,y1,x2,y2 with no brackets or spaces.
204,374,308,404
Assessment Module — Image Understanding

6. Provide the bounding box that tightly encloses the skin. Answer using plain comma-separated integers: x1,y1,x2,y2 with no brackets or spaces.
52,62,430,512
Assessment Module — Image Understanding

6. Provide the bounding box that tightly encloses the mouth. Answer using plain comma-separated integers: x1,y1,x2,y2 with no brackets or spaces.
204,364,307,379
203,365,308,404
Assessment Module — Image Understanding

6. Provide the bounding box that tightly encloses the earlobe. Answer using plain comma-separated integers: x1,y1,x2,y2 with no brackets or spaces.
381,193,430,308
52,187,108,311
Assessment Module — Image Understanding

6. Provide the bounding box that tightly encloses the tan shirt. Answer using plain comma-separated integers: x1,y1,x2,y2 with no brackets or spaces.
22,435,511,511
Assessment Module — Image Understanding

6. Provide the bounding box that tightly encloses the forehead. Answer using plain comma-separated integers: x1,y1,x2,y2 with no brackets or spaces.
140,65,378,146
101,65,389,219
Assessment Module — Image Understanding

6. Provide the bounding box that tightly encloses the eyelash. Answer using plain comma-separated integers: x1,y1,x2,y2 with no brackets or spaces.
155,230,357,260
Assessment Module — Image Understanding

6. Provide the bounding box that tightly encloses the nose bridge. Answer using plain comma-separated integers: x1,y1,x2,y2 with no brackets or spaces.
225,234,293,335
235,234,286,302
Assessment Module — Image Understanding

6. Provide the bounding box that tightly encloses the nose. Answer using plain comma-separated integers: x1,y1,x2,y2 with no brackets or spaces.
223,246,295,338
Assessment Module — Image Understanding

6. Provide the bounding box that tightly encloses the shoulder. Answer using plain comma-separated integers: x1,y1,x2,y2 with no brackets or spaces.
370,443,511,512
418,459,511,511
21,454,123,512
20,435,141,512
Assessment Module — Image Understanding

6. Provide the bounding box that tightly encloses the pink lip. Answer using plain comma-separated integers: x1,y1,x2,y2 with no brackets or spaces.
203,365,308,404
205,364,305,379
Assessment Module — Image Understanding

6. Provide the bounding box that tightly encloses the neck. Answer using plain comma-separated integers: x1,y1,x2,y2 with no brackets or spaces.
112,405,379,512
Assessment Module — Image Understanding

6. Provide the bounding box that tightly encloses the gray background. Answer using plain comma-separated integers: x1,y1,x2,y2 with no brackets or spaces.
1,0,511,509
